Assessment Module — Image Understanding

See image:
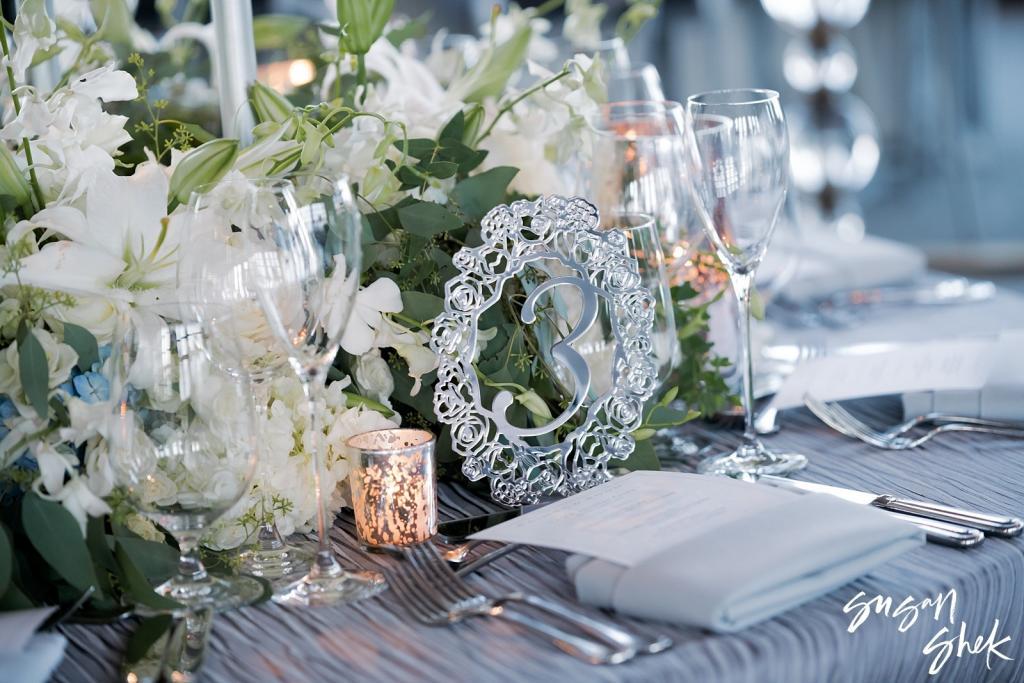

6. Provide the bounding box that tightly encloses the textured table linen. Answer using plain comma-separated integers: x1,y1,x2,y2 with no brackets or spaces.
53,397,1024,683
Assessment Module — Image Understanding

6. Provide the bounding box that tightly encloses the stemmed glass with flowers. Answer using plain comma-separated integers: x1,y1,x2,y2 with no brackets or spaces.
180,178,315,583
685,88,807,477
189,174,383,606
107,311,263,611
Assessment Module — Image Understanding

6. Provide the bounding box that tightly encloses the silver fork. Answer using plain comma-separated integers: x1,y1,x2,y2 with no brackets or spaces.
385,547,630,665
805,395,1024,449
407,543,670,656
815,400,1024,440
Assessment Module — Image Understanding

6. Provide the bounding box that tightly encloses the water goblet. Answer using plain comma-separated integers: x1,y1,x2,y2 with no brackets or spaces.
180,179,315,583
107,314,263,612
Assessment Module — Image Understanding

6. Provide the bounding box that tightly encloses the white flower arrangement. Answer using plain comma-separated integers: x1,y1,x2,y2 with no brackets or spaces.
0,0,723,618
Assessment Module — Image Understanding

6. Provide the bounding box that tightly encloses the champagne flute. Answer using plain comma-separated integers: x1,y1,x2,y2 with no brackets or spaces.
232,175,384,606
108,314,263,611
685,88,807,477
180,178,314,583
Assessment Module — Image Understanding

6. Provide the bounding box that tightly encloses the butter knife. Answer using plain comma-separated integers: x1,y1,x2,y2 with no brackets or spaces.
760,476,1022,537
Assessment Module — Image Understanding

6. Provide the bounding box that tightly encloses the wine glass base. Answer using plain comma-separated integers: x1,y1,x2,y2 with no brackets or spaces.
271,569,386,607
237,543,315,582
138,574,266,615
697,441,807,478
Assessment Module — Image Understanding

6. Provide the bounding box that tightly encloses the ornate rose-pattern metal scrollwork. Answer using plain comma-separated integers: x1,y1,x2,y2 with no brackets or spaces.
430,196,659,506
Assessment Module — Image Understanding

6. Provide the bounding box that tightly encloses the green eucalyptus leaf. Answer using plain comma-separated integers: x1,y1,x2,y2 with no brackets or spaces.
0,583,33,611
114,541,182,611
22,494,101,595
62,323,99,371
18,329,49,419
85,517,116,597
451,166,518,223
397,201,463,237
0,524,11,597
337,0,395,55
124,615,174,665
426,161,459,179
439,110,465,142
116,537,178,583
400,292,444,321
396,138,439,160
619,439,660,471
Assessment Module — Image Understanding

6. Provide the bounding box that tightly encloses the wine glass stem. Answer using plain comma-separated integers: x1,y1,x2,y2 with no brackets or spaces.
732,272,758,444
251,381,283,548
171,532,210,597
300,372,342,580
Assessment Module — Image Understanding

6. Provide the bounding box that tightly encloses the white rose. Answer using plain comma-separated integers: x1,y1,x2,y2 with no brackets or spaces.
204,468,244,506
0,327,78,403
354,350,394,404
138,468,177,506
0,298,20,339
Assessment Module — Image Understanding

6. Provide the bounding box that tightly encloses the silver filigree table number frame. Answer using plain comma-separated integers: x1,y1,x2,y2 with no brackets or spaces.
430,196,659,506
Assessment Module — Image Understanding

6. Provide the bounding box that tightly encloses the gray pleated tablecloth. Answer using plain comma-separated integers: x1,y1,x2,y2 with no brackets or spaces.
54,398,1024,683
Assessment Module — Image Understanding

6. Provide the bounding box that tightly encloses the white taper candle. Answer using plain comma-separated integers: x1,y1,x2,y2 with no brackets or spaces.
210,0,257,144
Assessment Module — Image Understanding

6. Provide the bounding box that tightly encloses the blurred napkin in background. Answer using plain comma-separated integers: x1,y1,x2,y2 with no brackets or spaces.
0,607,66,683
903,329,1024,421
764,232,927,303
566,493,922,633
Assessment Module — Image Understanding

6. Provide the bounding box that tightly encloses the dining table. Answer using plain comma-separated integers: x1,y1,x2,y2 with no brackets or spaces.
52,285,1024,683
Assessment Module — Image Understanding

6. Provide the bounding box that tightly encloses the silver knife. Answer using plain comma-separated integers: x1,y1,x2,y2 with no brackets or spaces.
885,511,984,548
760,476,1022,537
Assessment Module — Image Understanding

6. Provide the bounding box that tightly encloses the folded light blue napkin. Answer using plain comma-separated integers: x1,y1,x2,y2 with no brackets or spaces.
566,493,923,633
903,330,1024,421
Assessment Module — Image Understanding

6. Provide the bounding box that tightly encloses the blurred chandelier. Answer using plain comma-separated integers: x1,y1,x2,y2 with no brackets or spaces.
761,0,880,241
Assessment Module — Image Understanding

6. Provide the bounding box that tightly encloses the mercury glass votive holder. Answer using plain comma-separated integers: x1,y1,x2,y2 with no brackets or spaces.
346,428,437,548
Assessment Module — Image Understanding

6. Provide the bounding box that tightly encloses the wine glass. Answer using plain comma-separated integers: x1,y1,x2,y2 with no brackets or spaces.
685,88,807,477
107,313,263,611
604,62,666,102
585,101,720,296
221,174,384,607
179,178,314,583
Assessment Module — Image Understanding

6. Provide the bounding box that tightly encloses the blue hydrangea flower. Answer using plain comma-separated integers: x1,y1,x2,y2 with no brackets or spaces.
72,372,110,403
0,395,16,421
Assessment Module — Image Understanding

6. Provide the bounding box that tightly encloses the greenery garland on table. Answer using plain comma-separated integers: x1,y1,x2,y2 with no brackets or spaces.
0,0,730,622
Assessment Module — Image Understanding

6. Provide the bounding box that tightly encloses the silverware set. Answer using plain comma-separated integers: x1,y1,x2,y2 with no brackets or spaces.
804,395,1024,450
384,543,672,665
759,475,1022,548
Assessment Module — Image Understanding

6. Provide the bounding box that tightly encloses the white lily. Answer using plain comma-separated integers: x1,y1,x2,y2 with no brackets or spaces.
5,162,181,304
